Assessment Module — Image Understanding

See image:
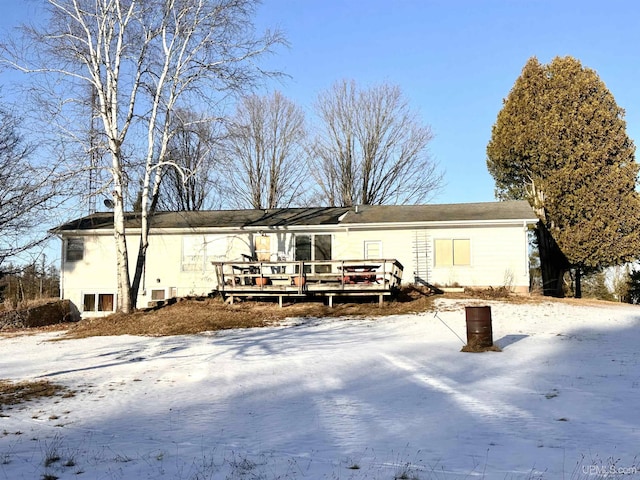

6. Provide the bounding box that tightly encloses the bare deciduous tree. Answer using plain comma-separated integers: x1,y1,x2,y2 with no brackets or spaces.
309,80,442,206
2,0,283,312
0,107,61,269
158,109,223,211
223,91,306,209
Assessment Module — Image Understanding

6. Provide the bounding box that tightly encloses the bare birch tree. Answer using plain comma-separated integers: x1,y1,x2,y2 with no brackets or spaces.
309,80,442,206
2,0,283,312
223,91,306,209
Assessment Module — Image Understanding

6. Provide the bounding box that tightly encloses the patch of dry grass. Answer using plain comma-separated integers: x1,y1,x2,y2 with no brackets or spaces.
0,297,61,312
458,286,537,303
0,379,73,409
460,343,503,353
6,287,597,340
65,287,440,338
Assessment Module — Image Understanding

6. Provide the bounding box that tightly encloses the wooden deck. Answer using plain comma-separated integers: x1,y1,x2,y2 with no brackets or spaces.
212,259,404,307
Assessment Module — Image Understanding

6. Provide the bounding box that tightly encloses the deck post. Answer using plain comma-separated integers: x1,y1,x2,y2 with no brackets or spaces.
378,294,383,307
278,295,283,308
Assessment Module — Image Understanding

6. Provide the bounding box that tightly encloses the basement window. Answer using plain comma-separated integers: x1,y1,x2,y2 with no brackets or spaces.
83,294,95,312
82,293,115,312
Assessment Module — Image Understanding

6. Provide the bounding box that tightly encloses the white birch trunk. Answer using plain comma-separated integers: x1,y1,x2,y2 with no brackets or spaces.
8,0,283,312
113,188,131,313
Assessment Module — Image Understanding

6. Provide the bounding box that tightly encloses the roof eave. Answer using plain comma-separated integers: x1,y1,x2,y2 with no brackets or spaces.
55,217,539,236
340,218,539,229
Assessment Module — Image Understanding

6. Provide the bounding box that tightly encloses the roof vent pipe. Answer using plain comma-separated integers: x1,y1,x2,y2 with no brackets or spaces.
355,205,359,214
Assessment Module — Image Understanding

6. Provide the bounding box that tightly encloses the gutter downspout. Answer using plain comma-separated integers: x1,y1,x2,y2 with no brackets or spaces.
55,234,65,300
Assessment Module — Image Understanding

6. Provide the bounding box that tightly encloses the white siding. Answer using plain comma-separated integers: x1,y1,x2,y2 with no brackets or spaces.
60,221,531,316
61,232,257,316
62,233,118,316
141,232,260,303
332,224,529,290
428,225,529,289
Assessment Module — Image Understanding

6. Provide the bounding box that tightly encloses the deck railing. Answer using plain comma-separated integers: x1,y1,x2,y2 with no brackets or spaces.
212,258,403,294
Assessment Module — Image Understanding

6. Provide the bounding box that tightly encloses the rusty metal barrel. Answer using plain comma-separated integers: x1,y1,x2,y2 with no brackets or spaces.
465,306,493,349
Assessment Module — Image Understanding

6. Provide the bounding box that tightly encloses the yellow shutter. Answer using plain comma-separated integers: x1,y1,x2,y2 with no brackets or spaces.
453,239,470,265
435,239,453,267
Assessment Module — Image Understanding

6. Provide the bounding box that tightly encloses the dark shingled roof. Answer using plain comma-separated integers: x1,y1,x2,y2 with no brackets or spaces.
52,207,352,232
340,200,537,224
51,201,536,232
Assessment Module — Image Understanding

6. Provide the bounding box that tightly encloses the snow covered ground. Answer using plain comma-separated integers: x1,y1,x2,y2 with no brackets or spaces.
1,297,640,479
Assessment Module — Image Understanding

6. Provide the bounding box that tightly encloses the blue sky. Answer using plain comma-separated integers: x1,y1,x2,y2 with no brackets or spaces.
253,0,640,203
2,1,640,205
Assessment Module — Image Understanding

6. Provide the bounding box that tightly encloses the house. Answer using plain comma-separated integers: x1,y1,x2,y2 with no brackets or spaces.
52,200,538,316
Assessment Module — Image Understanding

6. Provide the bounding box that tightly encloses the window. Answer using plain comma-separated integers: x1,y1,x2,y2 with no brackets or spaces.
182,236,206,272
83,294,95,312
434,239,470,267
314,235,332,261
83,293,115,312
364,241,382,259
295,235,312,261
295,234,332,273
66,238,84,262
98,294,114,311
182,235,228,272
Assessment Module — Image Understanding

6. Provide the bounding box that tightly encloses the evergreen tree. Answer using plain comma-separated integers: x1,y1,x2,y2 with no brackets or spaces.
580,270,614,301
627,268,640,304
487,56,640,297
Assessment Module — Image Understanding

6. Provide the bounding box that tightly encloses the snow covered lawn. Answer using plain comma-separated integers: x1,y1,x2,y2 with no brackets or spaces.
1,298,640,479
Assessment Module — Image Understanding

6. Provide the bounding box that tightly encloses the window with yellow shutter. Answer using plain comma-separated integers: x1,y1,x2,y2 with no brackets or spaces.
434,239,470,267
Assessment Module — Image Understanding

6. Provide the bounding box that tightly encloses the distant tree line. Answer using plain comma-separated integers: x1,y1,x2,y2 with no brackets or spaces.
0,262,60,307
